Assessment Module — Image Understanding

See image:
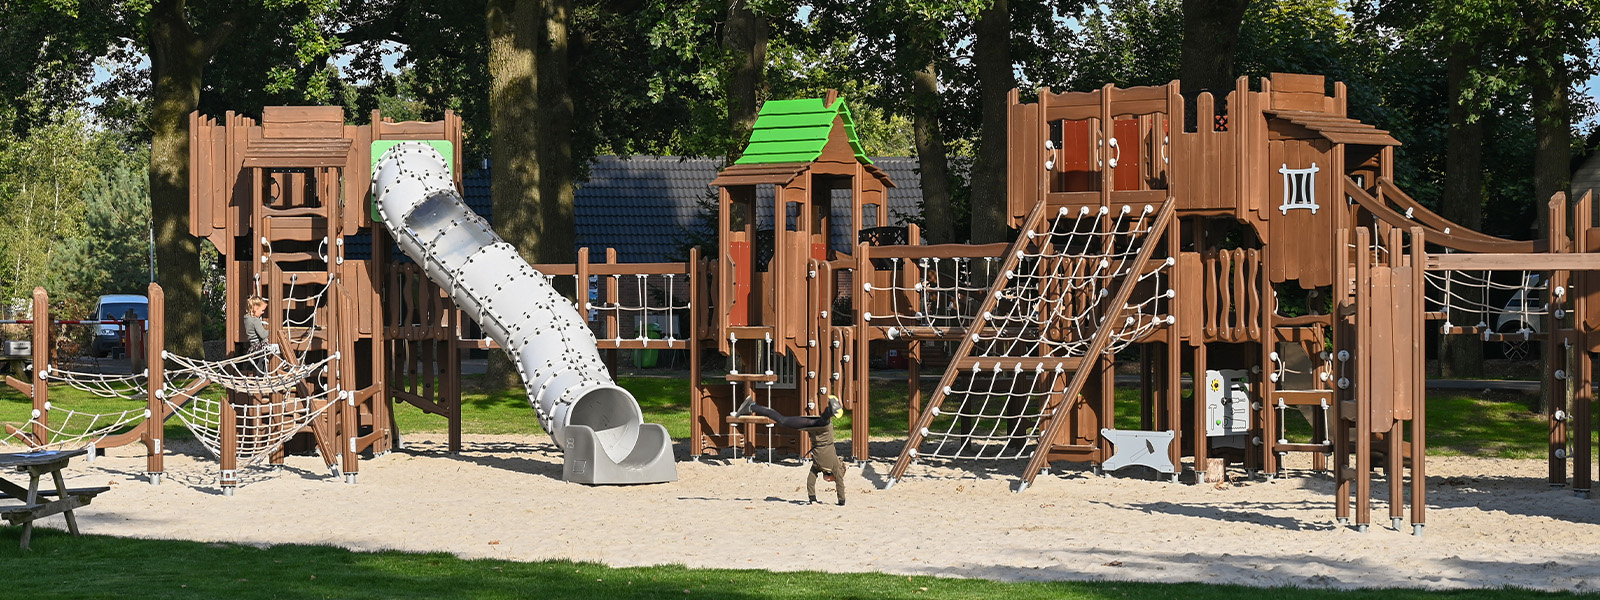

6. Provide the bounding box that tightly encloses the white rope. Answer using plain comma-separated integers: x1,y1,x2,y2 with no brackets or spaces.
39,366,147,400
907,204,1173,464
0,404,149,451
159,352,340,469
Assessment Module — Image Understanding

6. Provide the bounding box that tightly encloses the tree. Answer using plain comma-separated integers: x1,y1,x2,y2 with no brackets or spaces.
0,112,100,305
51,156,155,311
968,0,1013,244
722,0,769,161
1179,0,1250,95
145,0,242,356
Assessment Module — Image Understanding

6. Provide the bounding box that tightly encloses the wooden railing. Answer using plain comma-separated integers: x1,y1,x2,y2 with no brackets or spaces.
1203,248,1263,343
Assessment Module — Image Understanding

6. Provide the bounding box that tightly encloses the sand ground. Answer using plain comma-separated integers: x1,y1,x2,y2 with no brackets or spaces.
25,434,1600,592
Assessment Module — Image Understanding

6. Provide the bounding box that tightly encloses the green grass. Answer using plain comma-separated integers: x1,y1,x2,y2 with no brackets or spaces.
1,532,1589,600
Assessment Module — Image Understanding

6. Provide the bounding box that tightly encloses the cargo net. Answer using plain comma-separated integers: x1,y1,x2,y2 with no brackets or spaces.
0,401,150,452
909,204,1173,462
0,366,152,451
275,275,332,357
864,256,1002,338
1424,268,1547,339
158,345,340,469
588,272,692,347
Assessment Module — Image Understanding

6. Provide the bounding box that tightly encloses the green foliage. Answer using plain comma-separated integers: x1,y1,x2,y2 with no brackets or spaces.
0,110,106,308
1065,0,1183,89
48,154,154,310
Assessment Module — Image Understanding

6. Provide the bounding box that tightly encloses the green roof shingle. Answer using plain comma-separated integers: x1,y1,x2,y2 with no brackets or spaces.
733,97,873,165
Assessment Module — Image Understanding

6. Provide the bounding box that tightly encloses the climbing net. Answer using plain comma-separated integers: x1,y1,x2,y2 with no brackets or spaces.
0,404,150,452
588,272,692,347
0,364,152,451
1424,268,1547,337
159,346,340,468
40,365,146,400
909,204,1173,462
864,256,1001,338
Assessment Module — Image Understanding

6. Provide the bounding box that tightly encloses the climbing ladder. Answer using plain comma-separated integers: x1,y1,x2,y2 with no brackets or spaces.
234,137,355,489
886,197,1176,490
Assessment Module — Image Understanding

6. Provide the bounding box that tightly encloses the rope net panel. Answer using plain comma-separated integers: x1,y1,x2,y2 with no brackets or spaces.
0,365,151,451
587,272,693,346
907,204,1174,463
0,403,150,451
159,345,341,469
865,256,1001,338
1425,267,1547,338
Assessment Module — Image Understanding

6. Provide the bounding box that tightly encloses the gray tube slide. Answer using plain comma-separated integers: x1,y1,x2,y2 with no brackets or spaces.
371,142,676,485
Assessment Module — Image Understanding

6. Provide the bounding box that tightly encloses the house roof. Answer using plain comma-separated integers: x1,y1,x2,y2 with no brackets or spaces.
734,97,872,165
453,155,925,264
1265,110,1400,147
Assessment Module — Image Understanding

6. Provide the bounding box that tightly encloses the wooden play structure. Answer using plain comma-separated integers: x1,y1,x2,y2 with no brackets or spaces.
8,72,1591,529
687,73,1600,534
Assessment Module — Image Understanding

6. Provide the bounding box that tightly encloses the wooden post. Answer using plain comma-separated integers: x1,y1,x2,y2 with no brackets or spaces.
1355,227,1373,529
1548,191,1570,486
605,248,620,378
30,287,48,445
146,283,166,480
1574,192,1593,495
1408,227,1427,531
688,248,705,458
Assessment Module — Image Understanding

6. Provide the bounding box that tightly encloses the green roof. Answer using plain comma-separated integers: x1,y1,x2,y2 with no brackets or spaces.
733,97,873,165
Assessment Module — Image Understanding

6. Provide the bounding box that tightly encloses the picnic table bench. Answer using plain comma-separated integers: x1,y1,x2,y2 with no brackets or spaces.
0,448,108,549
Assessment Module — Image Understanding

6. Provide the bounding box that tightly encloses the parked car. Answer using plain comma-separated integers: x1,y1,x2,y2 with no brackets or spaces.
1493,274,1542,361
92,294,149,357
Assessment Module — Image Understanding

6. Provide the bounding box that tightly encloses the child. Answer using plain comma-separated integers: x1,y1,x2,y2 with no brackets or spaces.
243,296,269,352
735,395,848,505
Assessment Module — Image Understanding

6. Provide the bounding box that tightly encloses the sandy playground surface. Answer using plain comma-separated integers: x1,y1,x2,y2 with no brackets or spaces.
27,434,1600,592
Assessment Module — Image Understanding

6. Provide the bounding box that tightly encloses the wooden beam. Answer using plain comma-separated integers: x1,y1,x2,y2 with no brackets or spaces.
1425,253,1600,271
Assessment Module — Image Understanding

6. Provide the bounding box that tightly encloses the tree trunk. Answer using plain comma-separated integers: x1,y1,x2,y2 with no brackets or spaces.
147,0,220,358
722,0,767,161
486,0,543,388
537,0,575,268
1439,42,1485,379
1178,0,1250,96
901,20,953,244
1530,39,1568,239
969,0,1013,244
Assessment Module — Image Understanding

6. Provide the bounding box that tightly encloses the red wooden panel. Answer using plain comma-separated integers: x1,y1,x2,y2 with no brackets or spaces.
1113,118,1141,191
729,241,752,326
1059,120,1095,192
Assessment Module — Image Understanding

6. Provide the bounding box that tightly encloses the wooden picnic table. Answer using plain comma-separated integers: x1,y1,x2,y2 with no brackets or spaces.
0,448,110,549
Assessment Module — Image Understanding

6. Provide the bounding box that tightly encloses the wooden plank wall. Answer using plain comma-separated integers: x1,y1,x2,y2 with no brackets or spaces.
1170,90,1239,212
1266,138,1336,288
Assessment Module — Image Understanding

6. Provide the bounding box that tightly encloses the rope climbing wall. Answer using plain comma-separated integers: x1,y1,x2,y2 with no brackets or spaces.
887,199,1176,488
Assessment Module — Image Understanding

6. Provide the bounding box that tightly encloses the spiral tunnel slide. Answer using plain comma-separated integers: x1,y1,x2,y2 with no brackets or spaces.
371,142,677,485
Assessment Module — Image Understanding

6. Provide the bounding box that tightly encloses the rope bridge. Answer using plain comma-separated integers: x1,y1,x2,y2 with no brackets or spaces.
159,346,340,470
0,367,149,452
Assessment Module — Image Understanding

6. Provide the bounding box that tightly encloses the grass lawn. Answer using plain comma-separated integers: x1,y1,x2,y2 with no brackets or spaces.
0,532,1589,600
